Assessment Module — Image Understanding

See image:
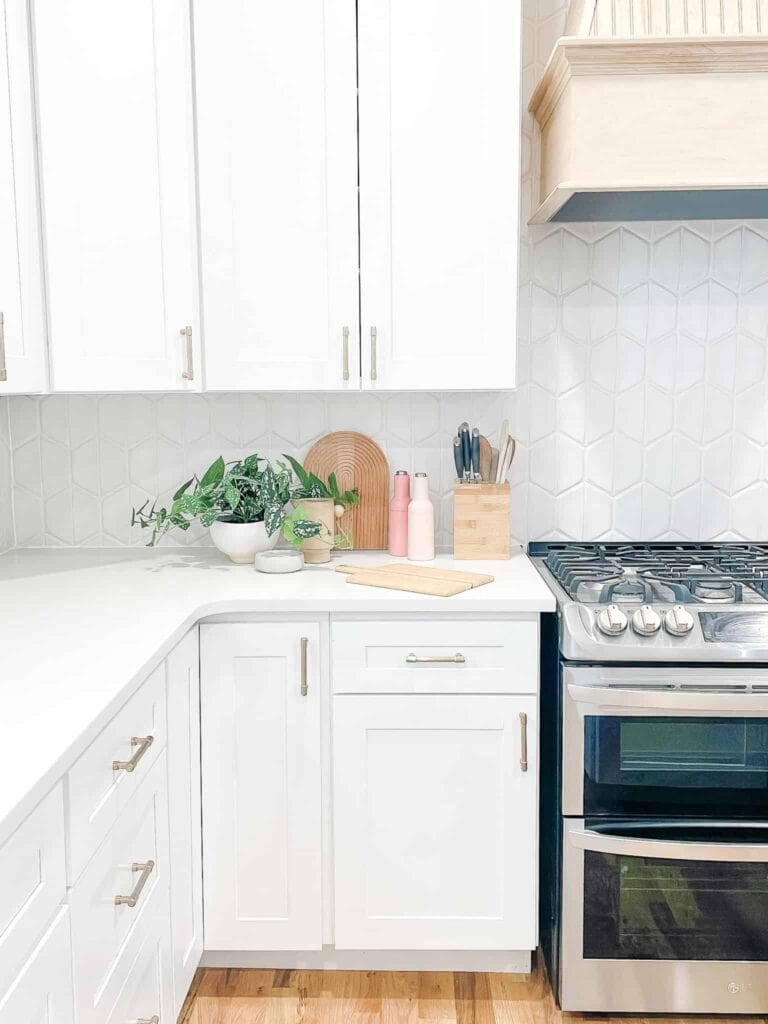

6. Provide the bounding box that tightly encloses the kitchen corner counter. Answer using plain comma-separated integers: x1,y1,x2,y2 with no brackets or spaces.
0,546,554,845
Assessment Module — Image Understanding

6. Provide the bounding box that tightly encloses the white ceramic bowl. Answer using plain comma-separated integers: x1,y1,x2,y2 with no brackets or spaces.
254,550,305,574
209,519,279,564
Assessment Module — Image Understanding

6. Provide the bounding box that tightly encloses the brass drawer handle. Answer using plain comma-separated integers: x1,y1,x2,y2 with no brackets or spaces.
405,652,466,664
519,711,528,773
370,326,377,381
342,326,350,381
0,312,6,382
180,325,194,380
113,734,154,773
300,637,309,696
134,1017,159,1024
115,860,155,908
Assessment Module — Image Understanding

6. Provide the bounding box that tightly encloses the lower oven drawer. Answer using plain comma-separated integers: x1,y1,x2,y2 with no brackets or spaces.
560,817,768,1013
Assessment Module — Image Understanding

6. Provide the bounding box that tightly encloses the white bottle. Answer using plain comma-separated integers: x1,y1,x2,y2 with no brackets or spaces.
407,472,435,561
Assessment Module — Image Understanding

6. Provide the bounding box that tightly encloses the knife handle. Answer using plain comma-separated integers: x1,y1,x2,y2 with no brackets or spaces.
460,428,471,478
453,437,465,482
471,429,480,480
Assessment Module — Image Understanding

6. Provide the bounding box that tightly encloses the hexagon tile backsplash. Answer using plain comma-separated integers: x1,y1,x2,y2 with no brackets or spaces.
0,0,766,553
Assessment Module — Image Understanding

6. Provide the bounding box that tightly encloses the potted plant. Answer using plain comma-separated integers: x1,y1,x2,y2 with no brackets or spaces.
284,455,360,563
131,453,324,563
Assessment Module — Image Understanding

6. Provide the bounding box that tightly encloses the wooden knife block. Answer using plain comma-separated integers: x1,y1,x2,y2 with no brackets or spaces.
453,483,510,560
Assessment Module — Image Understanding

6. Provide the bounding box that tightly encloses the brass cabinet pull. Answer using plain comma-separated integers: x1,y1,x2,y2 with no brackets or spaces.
113,734,154,773
405,652,466,664
180,325,194,380
342,326,350,381
115,860,155,907
0,312,6,382
370,326,377,381
134,1018,159,1024
519,712,528,773
300,636,309,696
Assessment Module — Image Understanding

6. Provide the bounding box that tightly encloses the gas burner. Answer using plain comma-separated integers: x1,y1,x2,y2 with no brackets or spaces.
538,542,768,605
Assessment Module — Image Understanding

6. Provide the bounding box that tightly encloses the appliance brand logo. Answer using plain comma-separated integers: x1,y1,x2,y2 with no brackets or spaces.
728,981,751,994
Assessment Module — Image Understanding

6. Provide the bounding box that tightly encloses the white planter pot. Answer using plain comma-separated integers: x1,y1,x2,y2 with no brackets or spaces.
209,519,279,564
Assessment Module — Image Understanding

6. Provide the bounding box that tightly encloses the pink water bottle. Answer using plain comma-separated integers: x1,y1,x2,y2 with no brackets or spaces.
388,470,411,556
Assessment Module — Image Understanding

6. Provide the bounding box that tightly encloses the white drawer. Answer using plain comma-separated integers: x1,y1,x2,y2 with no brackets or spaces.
67,663,166,882
70,753,169,1024
0,907,74,1024
332,619,538,694
0,783,66,993
105,888,172,1024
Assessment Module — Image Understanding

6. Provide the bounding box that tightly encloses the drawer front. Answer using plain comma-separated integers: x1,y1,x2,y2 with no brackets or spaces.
106,889,172,1024
68,663,166,882
332,619,538,694
0,907,74,1024
71,753,169,1024
0,783,66,992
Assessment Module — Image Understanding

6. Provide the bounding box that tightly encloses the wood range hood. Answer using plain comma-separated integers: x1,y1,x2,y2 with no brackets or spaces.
529,0,768,223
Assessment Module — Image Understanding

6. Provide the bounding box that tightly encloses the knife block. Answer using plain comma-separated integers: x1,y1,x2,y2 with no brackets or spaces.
453,483,510,560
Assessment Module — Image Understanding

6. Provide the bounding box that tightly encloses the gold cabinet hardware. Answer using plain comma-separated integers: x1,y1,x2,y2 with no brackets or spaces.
519,711,528,773
115,860,155,907
300,636,309,696
113,734,154,773
370,326,377,381
180,325,194,380
405,652,466,664
0,312,6,382
342,326,350,381
134,1018,160,1024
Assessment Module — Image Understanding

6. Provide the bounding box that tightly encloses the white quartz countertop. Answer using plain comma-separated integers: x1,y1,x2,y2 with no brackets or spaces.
0,546,554,845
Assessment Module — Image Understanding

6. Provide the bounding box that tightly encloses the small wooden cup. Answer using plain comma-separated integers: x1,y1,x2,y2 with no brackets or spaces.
453,483,510,560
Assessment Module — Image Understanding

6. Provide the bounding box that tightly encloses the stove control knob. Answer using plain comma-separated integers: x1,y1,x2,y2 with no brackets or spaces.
664,604,695,637
596,604,628,636
632,604,662,636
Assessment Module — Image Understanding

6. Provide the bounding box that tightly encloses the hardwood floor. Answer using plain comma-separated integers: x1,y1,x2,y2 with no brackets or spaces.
180,956,767,1024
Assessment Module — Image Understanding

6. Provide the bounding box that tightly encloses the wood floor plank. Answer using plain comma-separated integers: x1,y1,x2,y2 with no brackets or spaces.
183,959,768,1024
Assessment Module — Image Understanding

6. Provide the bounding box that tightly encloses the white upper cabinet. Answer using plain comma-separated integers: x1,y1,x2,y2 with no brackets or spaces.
0,0,46,394
358,0,521,390
32,0,199,392
195,0,359,391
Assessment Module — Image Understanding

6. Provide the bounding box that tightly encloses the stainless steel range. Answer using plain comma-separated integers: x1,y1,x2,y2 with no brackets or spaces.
530,542,768,1015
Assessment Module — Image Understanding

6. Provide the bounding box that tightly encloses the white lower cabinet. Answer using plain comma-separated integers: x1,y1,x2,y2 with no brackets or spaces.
166,628,203,1017
201,623,323,951
106,891,173,1024
0,908,74,1024
333,694,538,950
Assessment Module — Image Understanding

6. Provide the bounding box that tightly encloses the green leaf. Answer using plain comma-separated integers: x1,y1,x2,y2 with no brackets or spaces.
264,500,286,537
283,454,312,490
172,477,194,501
224,481,241,512
200,456,225,488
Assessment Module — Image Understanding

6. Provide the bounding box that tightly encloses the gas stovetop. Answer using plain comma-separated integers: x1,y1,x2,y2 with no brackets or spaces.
529,542,768,663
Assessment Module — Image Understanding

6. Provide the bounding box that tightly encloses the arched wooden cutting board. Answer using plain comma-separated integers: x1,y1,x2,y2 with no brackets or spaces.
303,432,389,550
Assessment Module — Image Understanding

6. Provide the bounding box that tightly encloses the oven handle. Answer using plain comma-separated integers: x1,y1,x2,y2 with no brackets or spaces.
567,683,768,714
567,825,768,862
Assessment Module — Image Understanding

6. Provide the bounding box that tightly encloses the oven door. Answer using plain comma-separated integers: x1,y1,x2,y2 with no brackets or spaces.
564,666,768,818
561,818,768,1013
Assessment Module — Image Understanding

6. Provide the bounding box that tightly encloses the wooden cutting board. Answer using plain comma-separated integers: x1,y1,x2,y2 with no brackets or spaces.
304,432,388,550
336,562,495,597
336,563,494,587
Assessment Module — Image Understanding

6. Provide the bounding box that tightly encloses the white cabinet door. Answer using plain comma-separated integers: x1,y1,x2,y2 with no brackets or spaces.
0,0,46,394
201,623,322,950
358,0,520,390
195,0,359,391
33,0,199,392
0,908,74,1024
333,695,537,950
166,628,202,1018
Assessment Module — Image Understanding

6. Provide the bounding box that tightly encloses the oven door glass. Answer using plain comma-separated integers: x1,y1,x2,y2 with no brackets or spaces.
584,715,768,817
580,821,768,961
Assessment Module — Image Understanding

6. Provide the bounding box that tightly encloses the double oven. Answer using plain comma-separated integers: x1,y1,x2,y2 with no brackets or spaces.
540,646,768,1012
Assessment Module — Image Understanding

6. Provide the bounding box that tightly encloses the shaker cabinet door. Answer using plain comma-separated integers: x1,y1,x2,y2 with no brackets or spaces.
195,0,359,391
358,0,520,390
166,628,203,1019
0,0,46,394
33,0,199,391
333,694,537,950
200,623,323,950
0,909,74,1024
